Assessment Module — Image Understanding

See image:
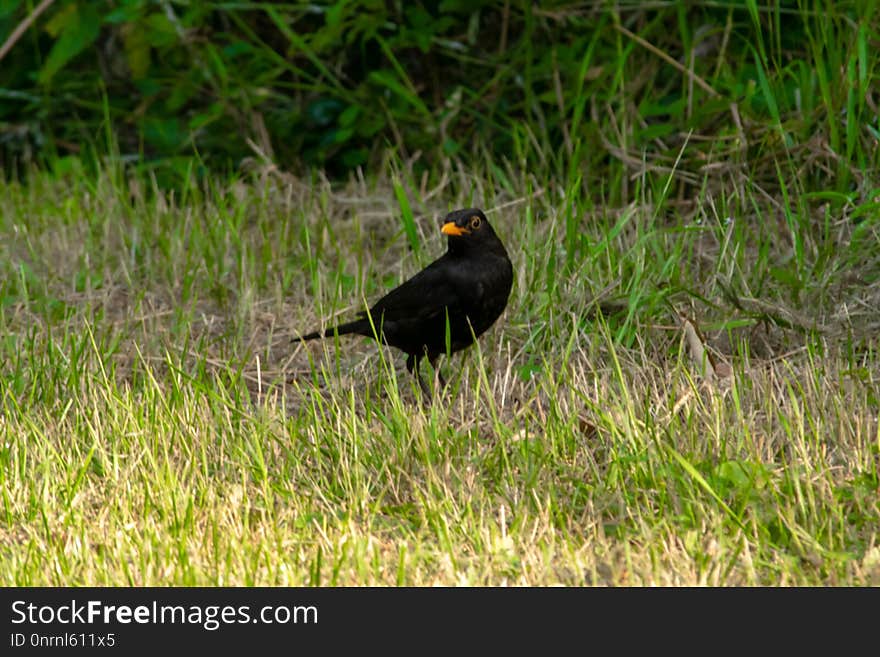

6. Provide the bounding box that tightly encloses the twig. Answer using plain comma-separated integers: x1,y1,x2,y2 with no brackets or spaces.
614,23,720,98
0,0,55,64
487,188,546,214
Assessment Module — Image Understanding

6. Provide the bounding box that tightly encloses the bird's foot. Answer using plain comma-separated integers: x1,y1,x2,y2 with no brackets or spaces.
414,369,445,397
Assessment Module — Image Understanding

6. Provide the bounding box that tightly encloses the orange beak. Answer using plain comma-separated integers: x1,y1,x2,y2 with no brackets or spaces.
441,222,469,236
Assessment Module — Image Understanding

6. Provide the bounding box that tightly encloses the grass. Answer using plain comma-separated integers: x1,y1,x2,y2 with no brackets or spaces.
2,1,879,587
1,150,878,585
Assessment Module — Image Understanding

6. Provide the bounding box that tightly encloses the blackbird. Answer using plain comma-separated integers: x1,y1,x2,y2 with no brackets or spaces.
295,208,513,393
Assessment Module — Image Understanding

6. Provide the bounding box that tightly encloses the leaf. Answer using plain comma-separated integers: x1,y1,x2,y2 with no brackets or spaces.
392,177,419,255
44,2,76,37
639,97,686,118
188,102,225,130
332,127,354,144
123,22,151,79
368,69,430,118
442,138,460,156
144,12,178,48
338,104,360,127
768,265,801,290
144,117,184,152
666,447,746,532
516,362,541,381
39,4,101,84
103,4,141,25
0,0,24,20
637,123,675,141
355,112,385,138
51,155,84,177
340,148,367,168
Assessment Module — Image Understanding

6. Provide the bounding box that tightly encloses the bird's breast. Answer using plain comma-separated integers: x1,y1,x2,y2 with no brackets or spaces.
464,256,512,324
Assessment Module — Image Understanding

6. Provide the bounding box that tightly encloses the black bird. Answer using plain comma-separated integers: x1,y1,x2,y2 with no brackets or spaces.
295,208,513,393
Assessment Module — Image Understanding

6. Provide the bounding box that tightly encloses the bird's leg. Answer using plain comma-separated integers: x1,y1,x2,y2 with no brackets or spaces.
406,353,432,396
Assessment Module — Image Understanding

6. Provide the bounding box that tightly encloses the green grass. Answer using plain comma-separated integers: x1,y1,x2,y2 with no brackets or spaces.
2,1,879,586
1,153,878,585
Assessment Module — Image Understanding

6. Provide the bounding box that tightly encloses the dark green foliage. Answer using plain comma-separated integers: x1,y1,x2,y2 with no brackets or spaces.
1,1,878,194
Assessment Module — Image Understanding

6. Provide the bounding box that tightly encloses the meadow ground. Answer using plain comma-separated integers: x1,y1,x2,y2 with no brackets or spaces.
1,160,878,585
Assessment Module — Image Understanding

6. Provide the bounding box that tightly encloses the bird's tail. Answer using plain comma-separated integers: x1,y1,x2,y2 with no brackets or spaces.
293,318,370,343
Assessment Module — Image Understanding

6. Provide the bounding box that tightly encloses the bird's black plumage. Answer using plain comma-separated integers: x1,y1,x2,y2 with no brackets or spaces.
295,208,513,392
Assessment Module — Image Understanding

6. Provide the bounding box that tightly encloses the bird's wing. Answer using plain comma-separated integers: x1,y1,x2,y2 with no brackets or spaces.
367,258,465,323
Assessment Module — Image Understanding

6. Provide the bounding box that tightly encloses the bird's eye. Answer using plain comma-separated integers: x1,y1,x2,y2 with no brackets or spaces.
469,215,482,230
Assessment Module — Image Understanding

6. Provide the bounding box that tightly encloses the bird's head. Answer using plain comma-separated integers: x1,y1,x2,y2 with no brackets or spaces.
440,208,489,238
440,208,507,257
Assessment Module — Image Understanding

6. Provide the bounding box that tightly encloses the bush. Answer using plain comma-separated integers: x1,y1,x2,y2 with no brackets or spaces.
1,1,877,195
